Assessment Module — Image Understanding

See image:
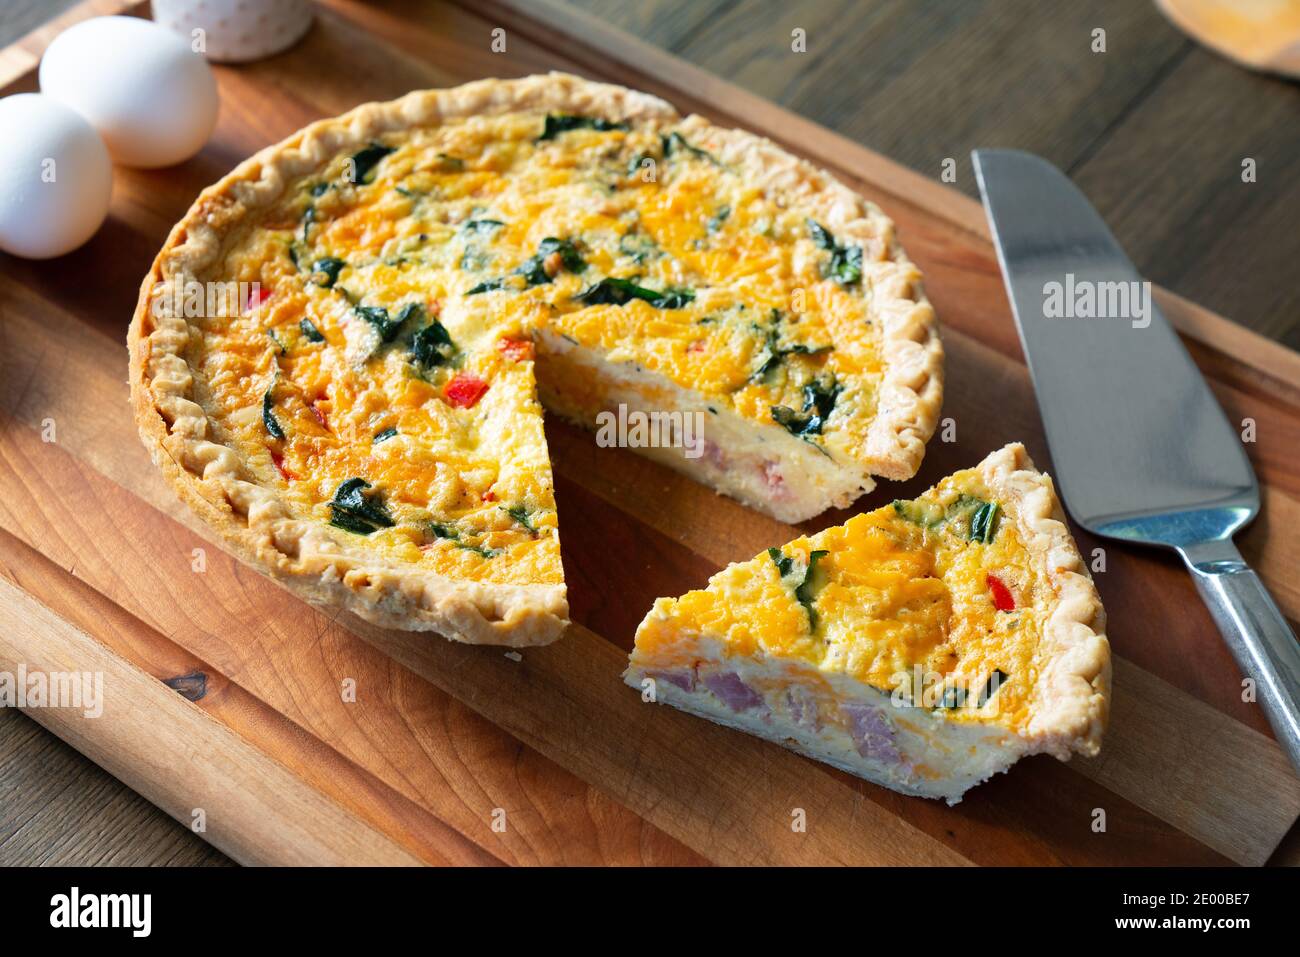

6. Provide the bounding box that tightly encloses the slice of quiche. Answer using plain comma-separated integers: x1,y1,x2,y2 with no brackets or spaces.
129,73,941,644
625,444,1110,801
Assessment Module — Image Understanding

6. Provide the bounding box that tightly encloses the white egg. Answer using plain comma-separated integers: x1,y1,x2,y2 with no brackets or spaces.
39,15,218,168
0,94,113,259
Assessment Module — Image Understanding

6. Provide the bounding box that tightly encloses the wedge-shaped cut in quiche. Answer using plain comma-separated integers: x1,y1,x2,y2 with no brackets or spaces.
625,444,1110,801
129,73,941,645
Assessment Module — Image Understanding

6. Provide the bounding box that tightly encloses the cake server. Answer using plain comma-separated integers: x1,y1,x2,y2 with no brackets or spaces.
973,148,1300,773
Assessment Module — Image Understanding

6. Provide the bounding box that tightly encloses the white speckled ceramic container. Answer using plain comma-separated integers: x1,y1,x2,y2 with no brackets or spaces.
152,0,314,64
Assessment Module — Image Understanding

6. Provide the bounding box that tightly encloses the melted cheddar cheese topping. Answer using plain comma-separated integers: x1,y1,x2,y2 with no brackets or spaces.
194,111,885,585
635,465,1047,730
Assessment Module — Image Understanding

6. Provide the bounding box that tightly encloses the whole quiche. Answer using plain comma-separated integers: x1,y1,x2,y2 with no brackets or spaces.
128,73,944,646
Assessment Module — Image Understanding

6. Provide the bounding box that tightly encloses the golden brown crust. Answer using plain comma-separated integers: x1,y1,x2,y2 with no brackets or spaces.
976,444,1111,757
127,72,942,645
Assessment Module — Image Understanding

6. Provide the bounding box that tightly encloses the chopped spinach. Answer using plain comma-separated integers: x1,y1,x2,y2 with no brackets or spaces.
500,504,538,535
891,494,1001,543
395,302,424,327
262,390,285,440
514,237,586,285
329,478,394,535
808,220,836,250
827,244,863,285
538,114,629,140
468,237,585,293
619,232,658,264
573,277,694,309
892,499,946,527
353,302,421,345
411,319,457,368
706,205,730,233
796,550,829,614
767,546,794,579
976,669,1010,708
626,153,655,178
768,547,829,629
312,257,345,288
427,521,500,558
347,142,395,185
266,329,288,356
771,374,841,438
310,182,331,198
771,405,819,439
466,277,509,295
937,669,1009,711
354,305,406,343
461,218,504,235
299,317,325,343
969,501,1001,544
661,131,716,163
373,427,398,444
539,236,586,273
806,219,863,285
803,375,840,421
750,310,832,382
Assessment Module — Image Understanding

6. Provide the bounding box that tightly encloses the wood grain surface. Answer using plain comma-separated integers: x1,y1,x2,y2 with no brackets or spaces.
1,0,1298,866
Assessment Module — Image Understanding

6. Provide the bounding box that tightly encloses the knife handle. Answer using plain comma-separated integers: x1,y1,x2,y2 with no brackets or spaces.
1178,538,1300,774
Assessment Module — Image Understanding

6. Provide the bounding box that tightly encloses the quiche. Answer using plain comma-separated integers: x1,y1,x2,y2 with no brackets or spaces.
625,444,1111,802
128,73,942,646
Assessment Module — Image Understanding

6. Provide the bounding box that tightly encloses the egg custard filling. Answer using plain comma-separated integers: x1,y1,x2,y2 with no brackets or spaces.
130,75,942,645
625,444,1110,802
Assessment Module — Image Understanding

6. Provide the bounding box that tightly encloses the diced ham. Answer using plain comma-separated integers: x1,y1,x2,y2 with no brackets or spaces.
840,702,903,764
702,671,765,712
761,461,791,500
700,438,727,471
646,669,695,693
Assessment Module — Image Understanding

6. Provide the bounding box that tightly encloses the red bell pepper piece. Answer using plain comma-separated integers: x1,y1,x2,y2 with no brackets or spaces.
987,573,1015,612
245,285,272,311
444,373,490,409
270,450,297,481
310,400,330,431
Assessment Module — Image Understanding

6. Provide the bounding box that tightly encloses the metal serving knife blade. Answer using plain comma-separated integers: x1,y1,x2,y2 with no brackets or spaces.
973,148,1300,773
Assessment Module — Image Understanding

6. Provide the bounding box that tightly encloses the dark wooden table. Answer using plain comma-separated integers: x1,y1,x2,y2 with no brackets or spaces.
2,0,1297,866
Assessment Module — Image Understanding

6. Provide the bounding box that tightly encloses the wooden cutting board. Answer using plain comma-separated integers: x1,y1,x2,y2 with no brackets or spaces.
3,0,1299,866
